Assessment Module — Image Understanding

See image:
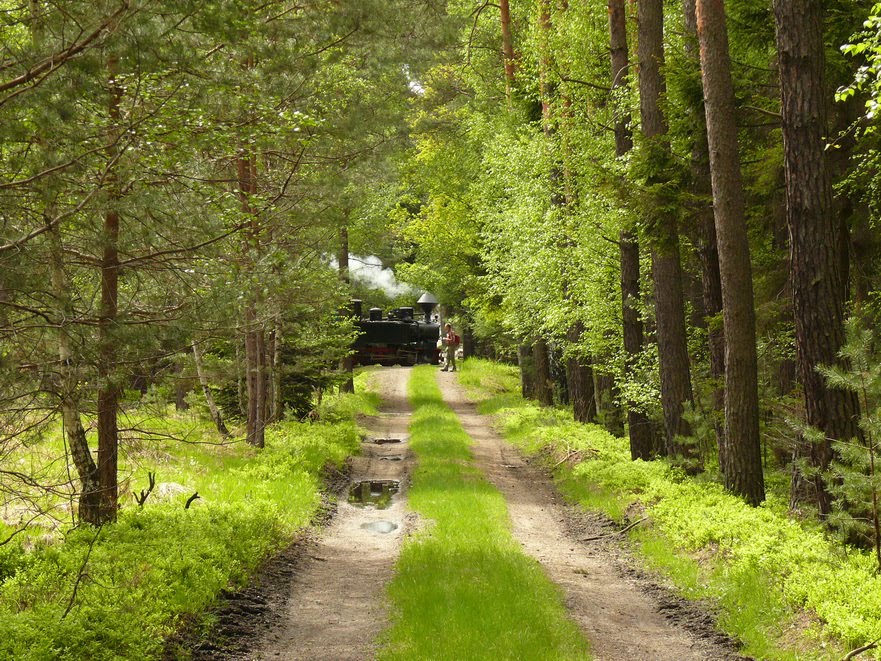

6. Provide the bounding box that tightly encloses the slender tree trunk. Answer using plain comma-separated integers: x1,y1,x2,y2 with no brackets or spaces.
597,371,626,436
773,0,862,515
637,0,695,458
238,148,266,448
236,339,246,417
500,0,516,96
192,341,230,438
683,0,726,460
338,225,354,393
534,338,554,407
96,58,123,523
518,343,537,399
244,308,266,448
609,0,655,460
696,0,765,505
50,222,101,524
567,322,597,424
270,319,283,421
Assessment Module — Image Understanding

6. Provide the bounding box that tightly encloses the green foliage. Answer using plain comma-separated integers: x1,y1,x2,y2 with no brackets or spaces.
819,318,881,567
462,358,881,658
0,401,362,660
379,365,591,660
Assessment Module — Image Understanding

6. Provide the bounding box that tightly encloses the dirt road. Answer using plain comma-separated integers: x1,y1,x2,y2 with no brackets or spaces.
195,366,746,660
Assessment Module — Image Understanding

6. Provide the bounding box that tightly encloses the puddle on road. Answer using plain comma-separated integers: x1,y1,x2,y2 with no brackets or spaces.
380,455,404,462
349,480,400,509
360,520,398,534
365,437,403,445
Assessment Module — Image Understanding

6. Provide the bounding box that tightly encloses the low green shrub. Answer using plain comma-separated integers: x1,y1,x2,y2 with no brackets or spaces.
0,385,368,660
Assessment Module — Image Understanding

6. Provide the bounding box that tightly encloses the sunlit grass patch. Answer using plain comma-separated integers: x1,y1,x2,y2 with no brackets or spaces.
379,365,590,661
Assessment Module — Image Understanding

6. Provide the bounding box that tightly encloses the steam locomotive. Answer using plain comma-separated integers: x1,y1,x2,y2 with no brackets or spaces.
352,293,442,366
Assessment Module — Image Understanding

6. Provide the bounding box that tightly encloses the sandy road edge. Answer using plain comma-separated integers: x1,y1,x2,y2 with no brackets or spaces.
439,371,751,661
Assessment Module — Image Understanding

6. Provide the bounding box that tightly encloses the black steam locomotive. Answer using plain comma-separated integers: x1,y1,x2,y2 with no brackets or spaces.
352,293,441,366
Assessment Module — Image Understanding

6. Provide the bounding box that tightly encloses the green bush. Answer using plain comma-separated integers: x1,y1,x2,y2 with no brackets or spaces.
0,394,364,660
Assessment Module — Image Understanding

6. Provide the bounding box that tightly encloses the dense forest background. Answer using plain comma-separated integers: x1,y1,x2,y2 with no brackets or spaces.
4,0,881,603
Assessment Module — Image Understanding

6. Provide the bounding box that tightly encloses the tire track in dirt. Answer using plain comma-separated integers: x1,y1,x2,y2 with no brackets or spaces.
249,367,414,661
439,371,749,661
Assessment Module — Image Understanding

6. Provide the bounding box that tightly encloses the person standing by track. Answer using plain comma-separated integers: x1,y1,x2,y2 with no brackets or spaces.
441,323,460,372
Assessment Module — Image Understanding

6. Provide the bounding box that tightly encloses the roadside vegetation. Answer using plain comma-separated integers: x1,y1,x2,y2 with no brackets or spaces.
0,379,376,661
459,358,881,661
378,365,590,661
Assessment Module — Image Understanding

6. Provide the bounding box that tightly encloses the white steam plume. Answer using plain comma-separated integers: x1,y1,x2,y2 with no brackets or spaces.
330,254,414,298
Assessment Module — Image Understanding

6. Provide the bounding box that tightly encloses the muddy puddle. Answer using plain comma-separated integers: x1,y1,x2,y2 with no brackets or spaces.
348,480,400,508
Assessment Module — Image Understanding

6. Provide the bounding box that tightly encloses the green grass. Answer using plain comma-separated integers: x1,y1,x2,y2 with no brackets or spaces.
457,358,881,660
378,364,591,661
0,375,378,660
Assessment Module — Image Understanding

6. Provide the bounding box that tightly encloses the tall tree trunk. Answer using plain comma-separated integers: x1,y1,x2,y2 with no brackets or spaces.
773,0,862,515
269,318,283,421
597,371,626,436
533,338,554,407
50,222,101,524
683,0,726,460
637,0,695,458
236,339,246,417
609,0,654,460
518,343,537,400
567,322,597,423
338,225,354,393
696,0,765,505
192,341,230,438
244,307,266,448
96,58,123,523
500,0,516,97
239,149,266,448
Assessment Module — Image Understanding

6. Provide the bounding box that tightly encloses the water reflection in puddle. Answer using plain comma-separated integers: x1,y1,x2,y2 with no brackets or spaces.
349,480,400,509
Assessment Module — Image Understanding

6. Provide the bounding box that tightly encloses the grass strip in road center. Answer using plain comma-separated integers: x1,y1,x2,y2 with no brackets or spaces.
377,365,590,661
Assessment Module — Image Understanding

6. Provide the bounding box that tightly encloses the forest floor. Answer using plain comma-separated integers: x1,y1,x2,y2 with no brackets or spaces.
191,366,750,660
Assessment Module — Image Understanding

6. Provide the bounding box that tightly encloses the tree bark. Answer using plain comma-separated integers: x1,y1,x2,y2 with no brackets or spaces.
518,343,534,399
637,0,695,458
683,0,726,460
238,149,267,448
696,0,765,505
244,306,266,448
597,371,626,436
500,0,516,95
96,58,123,523
773,0,862,515
338,225,354,393
533,338,554,406
269,319,283,421
609,0,655,459
566,322,597,423
192,341,230,439
50,222,101,524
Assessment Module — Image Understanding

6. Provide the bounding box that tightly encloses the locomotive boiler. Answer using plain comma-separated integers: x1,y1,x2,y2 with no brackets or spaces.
351,293,441,366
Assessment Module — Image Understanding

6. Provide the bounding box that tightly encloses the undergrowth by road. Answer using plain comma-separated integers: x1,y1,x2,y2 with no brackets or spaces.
377,364,591,661
458,358,881,660
0,381,377,660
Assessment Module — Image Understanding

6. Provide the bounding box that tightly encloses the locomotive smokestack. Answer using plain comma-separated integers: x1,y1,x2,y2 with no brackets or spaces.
351,299,363,319
417,292,438,322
